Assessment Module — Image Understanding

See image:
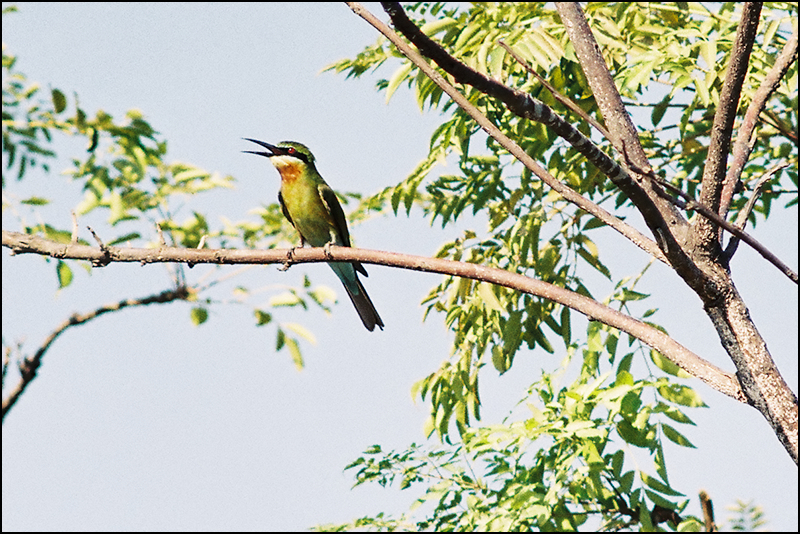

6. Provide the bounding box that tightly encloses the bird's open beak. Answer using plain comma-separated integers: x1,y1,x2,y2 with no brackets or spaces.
242,138,287,158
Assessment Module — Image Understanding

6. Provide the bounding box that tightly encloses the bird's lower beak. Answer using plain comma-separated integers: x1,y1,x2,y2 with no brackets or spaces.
242,138,282,158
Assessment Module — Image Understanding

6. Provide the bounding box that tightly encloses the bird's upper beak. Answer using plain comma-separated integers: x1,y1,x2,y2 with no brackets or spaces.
242,138,288,158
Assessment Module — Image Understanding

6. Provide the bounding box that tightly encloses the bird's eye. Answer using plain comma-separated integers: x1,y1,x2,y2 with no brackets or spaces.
287,147,296,155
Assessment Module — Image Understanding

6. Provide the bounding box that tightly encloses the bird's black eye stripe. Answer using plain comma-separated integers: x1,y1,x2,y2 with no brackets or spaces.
286,148,309,164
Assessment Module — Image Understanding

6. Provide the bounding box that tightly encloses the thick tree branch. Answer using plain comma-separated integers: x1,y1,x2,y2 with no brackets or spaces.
368,2,798,285
363,2,668,265
693,2,762,252
719,26,798,222
557,1,796,464
346,2,797,462
3,229,744,402
553,3,718,297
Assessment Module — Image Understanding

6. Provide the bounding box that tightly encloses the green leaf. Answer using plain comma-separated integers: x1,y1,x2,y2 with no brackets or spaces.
616,419,650,448
657,384,706,407
651,94,670,127
661,423,696,448
532,325,554,353
51,88,67,113
620,289,649,301
478,282,504,311
641,471,684,496
283,322,317,345
419,17,458,36
56,260,73,289
384,62,414,103
577,246,611,279
694,75,710,106
107,233,141,246
190,306,208,325
619,470,635,494
269,291,304,308
560,305,571,346
650,350,691,378
284,336,304,371
21,197,50,206
173,167,210,183
491,345,508,374
698,39,716,70
657,405,695,426
502,311,523,358
254,309,272,326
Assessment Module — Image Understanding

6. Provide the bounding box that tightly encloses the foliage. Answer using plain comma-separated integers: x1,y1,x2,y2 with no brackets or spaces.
2,3,792,529
321,342,708,531
329,0,797,437
2,26,333,368
320,1,795,530
725,499,769,531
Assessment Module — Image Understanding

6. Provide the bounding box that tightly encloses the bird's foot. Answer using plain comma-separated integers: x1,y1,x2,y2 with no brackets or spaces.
323,242,334,260
279,246,297,272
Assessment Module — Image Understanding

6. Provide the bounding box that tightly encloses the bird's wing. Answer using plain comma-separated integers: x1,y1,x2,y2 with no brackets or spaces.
319,183,351,247
319,183,368,277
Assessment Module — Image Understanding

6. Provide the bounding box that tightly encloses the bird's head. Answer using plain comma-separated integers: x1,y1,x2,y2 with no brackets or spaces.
243,139,316,178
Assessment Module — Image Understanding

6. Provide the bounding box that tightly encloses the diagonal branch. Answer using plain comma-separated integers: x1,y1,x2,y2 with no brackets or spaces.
693,2,763,251
369,2,797,284
719,26,798,221
500,31,797,284
723,162,790,260
497,40,612,141
350,2,667,264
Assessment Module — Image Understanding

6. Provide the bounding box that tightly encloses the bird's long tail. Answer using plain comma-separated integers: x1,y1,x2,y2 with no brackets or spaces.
343,276,384,332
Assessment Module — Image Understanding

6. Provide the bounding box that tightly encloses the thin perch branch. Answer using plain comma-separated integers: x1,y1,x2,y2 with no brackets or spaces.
3,229,745,402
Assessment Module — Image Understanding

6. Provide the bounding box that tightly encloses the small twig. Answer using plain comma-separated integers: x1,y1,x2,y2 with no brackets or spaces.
723,165,785,260
156,222,167,247
278,247,296,272
699,490,716,532
498,40,611,140
86,225,111,267
70,211,79,244
623,158,798,284
87,225,105,249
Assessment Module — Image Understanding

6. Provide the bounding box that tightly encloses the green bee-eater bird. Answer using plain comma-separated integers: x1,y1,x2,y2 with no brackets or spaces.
244,139,384,331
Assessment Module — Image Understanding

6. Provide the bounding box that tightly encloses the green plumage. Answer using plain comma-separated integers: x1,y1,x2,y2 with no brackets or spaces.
244,139,384,331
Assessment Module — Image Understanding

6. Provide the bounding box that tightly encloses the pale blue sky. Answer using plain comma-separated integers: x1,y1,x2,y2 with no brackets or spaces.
3,3,797,531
